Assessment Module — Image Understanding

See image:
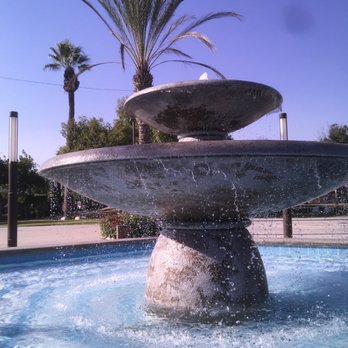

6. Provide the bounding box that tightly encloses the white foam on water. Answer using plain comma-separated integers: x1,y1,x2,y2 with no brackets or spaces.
0,247,347,347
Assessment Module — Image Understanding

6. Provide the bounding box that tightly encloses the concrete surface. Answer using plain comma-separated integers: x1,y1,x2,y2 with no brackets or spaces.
0,223,102,250
249,217,348,245
0,217,347,250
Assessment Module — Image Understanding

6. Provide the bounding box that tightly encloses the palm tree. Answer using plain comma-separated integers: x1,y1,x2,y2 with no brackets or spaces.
82,0,240,143
44,39,90,149
44,40,90,218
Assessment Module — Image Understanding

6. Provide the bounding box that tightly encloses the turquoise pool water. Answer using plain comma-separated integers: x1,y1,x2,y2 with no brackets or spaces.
0,244,347,347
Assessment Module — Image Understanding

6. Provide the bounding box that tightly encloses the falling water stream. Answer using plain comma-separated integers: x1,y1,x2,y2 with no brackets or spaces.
0,243,347,347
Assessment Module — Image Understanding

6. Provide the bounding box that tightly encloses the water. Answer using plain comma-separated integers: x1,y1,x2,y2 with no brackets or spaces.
0,245,347,347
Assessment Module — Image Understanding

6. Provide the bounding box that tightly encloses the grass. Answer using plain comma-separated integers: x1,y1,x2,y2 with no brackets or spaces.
0,218,99,227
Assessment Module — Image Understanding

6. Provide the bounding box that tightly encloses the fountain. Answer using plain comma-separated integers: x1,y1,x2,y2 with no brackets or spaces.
39,80,348,320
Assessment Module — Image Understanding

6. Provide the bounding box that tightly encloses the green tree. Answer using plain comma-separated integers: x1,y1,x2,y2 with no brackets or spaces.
82,0,240,144
320,123,348,144
109,97,134,145
152,128,177,143
59,116,113,153
317,123,348,215
109,97,176,144
0,152,49,220
44,39,90,149
58,101,134,153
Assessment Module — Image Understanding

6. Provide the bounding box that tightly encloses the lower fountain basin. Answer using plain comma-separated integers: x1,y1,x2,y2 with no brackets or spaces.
1,243,348,346
40,140,348,222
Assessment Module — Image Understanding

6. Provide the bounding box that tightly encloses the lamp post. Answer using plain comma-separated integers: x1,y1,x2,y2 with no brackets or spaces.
8,111,18,247
279,112,293,238
279,113,289,141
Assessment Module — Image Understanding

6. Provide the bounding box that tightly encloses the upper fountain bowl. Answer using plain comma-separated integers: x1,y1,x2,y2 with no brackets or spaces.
125,80,282,141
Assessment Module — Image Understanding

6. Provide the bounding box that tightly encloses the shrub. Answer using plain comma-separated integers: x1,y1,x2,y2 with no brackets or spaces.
99,211,125,239
99,210,160,239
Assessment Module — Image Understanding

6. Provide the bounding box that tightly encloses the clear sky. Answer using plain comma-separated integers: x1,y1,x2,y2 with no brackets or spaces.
1,0,347,167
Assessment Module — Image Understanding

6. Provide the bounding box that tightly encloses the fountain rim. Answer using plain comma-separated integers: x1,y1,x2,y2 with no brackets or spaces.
124,79,283,104
39,140,348,173
124,79,284,139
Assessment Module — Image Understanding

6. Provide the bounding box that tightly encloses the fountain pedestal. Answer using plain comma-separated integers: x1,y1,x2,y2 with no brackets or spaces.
146,222,268,318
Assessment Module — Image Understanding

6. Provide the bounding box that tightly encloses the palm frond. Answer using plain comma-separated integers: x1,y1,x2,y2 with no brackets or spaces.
81,0,127,45
150,0,183,42
146,14,192,61
47,53,62,64
160,48,192,59
108,0,141,59
49,47,61,60
76,61,121,76
77,55,90,66
100,0,128,38
119,0,145,62
150,47,192,66
145,1,182,58
179,11,241,35
150,11,240,69
46,40,90,69
146,0,167,54
43,63,61,71
171,31,214,50
149,0,164,34
150,31,213,68
90,0,138,67
120,43,126,69
83,1,239,85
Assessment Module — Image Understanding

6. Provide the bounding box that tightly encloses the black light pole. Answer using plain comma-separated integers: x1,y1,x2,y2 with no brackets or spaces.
132,119,136,144
8,111,18,247
279,112,293,238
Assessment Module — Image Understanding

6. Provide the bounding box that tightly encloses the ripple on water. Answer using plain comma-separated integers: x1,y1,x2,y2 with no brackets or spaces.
0,247,347,347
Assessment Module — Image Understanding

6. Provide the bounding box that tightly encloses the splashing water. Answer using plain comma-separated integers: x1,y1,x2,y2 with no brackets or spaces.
0,245,347,347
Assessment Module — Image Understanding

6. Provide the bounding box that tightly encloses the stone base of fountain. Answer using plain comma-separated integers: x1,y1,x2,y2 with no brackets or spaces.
145,222,268,318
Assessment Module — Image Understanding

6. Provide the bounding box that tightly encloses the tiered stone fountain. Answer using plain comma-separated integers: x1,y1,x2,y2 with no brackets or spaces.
40,80,348,320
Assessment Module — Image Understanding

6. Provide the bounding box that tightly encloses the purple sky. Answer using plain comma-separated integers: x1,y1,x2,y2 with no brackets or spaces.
1,0,347,166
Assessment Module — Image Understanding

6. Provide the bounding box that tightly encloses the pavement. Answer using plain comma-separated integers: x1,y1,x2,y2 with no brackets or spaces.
249,217,348,245
0,223,103,250
0,217,347,251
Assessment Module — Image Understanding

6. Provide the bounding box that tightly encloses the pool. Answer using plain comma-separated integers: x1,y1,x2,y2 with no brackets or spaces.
1,242,347,347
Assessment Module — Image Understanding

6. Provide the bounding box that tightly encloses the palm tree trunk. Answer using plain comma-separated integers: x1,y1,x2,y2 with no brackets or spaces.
63,186,69,218
137,119,152,144
63,90,75,218
133,69,153,144
67,91,75,150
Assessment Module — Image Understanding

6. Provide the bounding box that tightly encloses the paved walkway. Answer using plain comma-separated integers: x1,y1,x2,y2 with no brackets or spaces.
249,217,348,244
0,224,102,249
0,217,347,250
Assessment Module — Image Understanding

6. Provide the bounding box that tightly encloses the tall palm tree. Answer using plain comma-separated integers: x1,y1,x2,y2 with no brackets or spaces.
82,0,240,144
44,39,90,149
44,40,90,218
